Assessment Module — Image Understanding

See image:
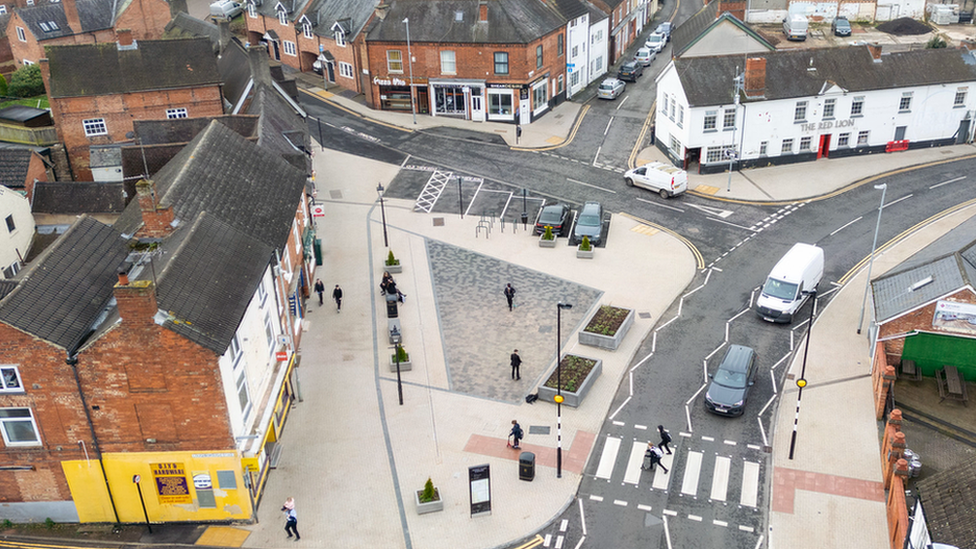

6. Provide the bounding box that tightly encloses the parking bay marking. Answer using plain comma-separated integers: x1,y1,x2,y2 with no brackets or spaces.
567,178,617,193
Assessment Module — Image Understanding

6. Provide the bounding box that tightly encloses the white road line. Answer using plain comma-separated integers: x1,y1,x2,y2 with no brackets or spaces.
705,217,760,231
724,440,737,446
544,533,552,547
714,519,728,527
567,177,617,193
882,194,913,209
573,538,586,549
635,424,648,430
747,444,762,451
595,437,622,479
616,96,630,109
612,421,625,426
555,535,565,549
663,509,678,516
578,498,587,535
930,176,966,189
702,436,715,442
741,461,760,508
636,196,685,212
679,432,692,437
613,500,628,507
710,456,731,502
829,216,863,236
688,514,703,522
652,452,673,490
589,494,603,502
739,525,755,533
604,116,614,136
560,519,568,532
681,451,703,496
593,146,602,166
623,441,647,485
637,504,653,511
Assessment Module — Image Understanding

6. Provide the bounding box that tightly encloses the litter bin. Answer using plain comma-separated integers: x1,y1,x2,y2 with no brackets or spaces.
519,452,535,481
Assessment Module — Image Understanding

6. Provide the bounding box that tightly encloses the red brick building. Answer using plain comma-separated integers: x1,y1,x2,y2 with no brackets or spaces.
5,0,171,68
365,0,570,124
39,35,224,181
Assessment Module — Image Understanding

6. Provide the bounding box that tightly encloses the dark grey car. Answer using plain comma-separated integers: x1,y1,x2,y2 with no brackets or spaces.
573,202,603,245
704,345,757,417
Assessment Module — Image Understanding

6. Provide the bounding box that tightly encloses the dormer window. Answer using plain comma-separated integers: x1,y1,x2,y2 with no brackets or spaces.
277,10,287,25
303,23,312,39
455,10,462,21
335,30,345,46
248,3,255,17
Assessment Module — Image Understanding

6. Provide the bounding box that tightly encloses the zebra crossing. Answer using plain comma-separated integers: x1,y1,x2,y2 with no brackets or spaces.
588,435,763,511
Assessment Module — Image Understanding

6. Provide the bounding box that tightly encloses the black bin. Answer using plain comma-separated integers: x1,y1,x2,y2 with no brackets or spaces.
386,299,398,318
519,451,535,481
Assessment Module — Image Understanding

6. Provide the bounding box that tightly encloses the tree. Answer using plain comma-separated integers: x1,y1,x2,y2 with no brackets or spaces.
9,64,45,98
926,35,948,49
0,73,8,97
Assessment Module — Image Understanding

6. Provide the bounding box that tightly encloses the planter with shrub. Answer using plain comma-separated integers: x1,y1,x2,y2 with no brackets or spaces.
537,354,602,408
579,305,635,351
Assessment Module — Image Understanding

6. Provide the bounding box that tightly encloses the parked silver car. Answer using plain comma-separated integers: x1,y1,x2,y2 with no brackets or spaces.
597,78,626,100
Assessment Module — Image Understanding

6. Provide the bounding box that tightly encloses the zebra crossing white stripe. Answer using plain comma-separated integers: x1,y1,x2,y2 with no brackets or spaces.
681,451,703,496
652,452,673,490
710,456,731,502
741,461,760,508
595,436,621,479
623,442,646,485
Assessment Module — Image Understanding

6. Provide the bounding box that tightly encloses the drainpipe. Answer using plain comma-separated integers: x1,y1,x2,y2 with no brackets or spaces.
67,353,121,524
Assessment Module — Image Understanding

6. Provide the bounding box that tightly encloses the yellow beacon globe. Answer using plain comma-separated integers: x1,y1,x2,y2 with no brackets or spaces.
554,395,564,404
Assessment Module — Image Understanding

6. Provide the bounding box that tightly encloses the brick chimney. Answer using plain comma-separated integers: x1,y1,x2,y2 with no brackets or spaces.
136,179,174,237
479,0,488,22
115,273,158,327
743,57,765,99
867,43,883,62
117,28,134,48
218,20,232,53
247,43,273,87
62,0,82,33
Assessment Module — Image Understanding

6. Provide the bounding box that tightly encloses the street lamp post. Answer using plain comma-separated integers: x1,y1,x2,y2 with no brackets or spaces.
556,302,573,478
377,183,389,248
727,71,743,193
857,183,888,334
132,475,152,534
788,289,817,460
457,175,464,219
403,18,417,125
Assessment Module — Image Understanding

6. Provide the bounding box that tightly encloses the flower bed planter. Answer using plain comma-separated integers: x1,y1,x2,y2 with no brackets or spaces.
415,488,443,514
579,306,635,351
539,236,557,248
385,263,403,274
537,354,602,408
577,246,594,259
390,355,412,372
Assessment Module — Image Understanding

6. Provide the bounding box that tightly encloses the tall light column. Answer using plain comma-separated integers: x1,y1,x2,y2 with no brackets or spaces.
857,183,888,334
403,17,417,125
556,302,572,478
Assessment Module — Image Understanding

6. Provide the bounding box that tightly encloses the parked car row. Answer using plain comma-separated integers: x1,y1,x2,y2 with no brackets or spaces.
533,202,606,245
598,21,672,100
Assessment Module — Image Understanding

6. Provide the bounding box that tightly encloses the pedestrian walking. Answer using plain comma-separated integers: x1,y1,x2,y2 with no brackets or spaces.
504,283,517,311
510,349,522,380
657,425,672,455
643,443,668,473
282,497,300,541
509,419,524,449
332,284,343,312
313,279,325,306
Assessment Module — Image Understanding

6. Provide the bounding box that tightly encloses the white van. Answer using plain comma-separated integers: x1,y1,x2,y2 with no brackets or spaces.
755,243,824,323
210,0,242,19
623,162,688,198
783,14,808,41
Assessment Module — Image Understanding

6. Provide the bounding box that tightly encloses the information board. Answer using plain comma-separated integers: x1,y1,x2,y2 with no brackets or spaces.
468,464,491,517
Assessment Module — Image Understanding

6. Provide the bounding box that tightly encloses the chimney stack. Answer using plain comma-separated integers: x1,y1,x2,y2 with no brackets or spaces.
743,57,766,99
247,43,273,87
867,43,883,61
114,275,158,328
479,0,488,22
135,179,175,237
62,0,82,33
218,20,232,53
117,28,134,48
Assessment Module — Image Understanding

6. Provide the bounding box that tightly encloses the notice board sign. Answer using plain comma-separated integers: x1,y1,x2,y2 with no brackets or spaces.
468,464,491,517
151,462,192,504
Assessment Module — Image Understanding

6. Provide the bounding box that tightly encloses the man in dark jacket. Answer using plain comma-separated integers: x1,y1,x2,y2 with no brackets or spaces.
314,279,325,306
510,349,522,380
504,283,516,311
510,420,523,449
332,285,343,312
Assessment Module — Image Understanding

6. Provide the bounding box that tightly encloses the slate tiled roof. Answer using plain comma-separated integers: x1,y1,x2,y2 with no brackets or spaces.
245,83,310,173
545,0,588,22
248,0,313,23
0,149,33,189
0,280,17,299
152,211,273,354
671,8,772,59
45,38,222,98
31,181,126,214
367,0,566,44
114,120,307,251
916,460,976,548
675,47,976,107
133,116,259,145
300,0,378,41
218,38,252,110
872,216,976,324
18,0,115,41
0,216,129,350
163,11,220,43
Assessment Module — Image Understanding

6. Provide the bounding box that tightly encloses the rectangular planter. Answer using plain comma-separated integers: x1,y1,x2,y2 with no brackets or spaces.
577,247,594,259
539,236,557,248
385,263,403,274
579,307,635,351
390,356,412,372
537,356,602,408
415,489,443,514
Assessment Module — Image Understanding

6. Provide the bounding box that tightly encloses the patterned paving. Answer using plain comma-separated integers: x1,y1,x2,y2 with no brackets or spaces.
772,467,885,514
426,240,603,402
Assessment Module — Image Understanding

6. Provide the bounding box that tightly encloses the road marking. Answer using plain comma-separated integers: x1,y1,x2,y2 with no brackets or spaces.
930,175,966,189
604,116,614,136
713,520,728,527
695,184,720,195
741,461,760,508
705,217,759,231
616,96,630,110
544,533,551,546
681,451,703,496
686,203,734,218
612,421,625,426
724,440,737,446
636,196,685,212
560,519,568,532
747,444,762,451
652,452,673,490
635,424,648,430
623,441,646,485
688,514,702,522
702,436,715,442
739,525,755,533
614,500,628,507
555,535,564,549
567,178,617,193
589,494,603,502
593,146,602,166
829,216,863,236
595,437,621,479
638,504,653,511
882,194,913,209
710,456,731,502
663,509,678,516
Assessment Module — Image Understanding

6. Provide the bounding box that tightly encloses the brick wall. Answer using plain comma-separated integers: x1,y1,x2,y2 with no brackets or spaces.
112,0,172,41
878,289,976,364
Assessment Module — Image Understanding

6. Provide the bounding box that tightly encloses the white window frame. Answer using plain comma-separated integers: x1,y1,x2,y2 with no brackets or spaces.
338,61,354,79
781,138,794,154
794,101,807,122
838,133,850,147
257,278,268,306
759,141,768,156
387,50,403,73
857,131,869,145
851,96,864,116
799,136,812,151
0,6,7,14
677,105,684,129
532,79,548,113
440,50,456,75
83,118,107,137
248,3,256,17
22,59,33,66
823,98,836,119
0,407,42,446
303,24,313,39
16,26,25,42
1,365,24,392
703,110,717,132
954,87,967,107
283,40,297,56
899,92,912,113
166,108,188,119
277,11,287,25
723,108,735,129
705,146,725,163
335,30,345,47
5,214,14,233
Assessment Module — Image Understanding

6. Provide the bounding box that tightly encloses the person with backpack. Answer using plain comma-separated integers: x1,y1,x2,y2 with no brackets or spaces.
657,425,673,455
643,442,668,473
509,420,524,449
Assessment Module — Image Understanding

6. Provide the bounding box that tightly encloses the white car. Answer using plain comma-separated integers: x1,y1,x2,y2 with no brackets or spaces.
645,32,666,53
634,47,656,66
624,161,688,198
597,78,626,100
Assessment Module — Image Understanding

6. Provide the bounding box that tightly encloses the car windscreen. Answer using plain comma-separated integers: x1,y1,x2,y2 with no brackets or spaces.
714,368,748,389
599,84,613,91
579,214,600,226
762,277,798,300
540,210,562,223
648,35,662,43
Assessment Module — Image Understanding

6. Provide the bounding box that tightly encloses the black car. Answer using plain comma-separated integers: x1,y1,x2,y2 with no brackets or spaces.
535,204,571,236
617,61,644,82
704,345,757,417
832,16,851,36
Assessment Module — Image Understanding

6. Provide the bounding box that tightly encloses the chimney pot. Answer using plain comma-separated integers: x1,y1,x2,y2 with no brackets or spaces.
118,271,129,285
867,43,883,61
117,28,134,47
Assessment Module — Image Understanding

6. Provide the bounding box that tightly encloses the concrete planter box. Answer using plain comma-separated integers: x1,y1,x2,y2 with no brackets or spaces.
385,263,402,274
577,246,594,259
415,489,443,514
390,355,412,372
539,236,557,248
537,355,602,408
579,307,635,351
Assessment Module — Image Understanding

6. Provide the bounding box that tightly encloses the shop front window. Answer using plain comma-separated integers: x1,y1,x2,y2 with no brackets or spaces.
488,90,513,117
434,86,466,115
532,80,548,112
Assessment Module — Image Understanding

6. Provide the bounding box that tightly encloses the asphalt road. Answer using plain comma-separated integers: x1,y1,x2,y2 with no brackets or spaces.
298,19,976,549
